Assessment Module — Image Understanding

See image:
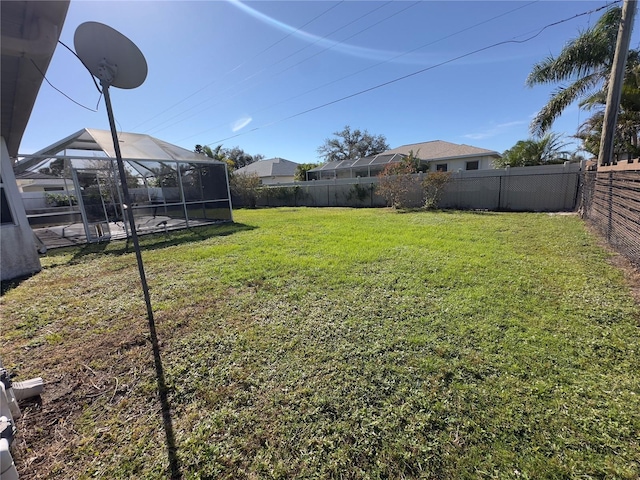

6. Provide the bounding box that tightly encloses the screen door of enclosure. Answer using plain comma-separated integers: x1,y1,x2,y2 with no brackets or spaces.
72,169,118,242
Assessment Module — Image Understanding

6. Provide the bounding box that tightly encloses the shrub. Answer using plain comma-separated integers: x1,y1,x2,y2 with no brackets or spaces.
422,171,451,209
260,186,304,206
230,173,261,208
376,159,421,209
45,193,77,207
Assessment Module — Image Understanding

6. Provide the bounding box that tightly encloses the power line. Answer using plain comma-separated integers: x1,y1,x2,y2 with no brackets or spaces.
174,0,522,144
205,2,618,147
157,0,519,142
178,1,540,144
253,1,421,90
237,1,396,84
142,1,401,137
130,1,345,132
236,1,542,123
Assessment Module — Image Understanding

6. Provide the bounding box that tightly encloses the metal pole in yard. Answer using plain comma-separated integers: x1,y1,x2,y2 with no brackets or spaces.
598,0,637,166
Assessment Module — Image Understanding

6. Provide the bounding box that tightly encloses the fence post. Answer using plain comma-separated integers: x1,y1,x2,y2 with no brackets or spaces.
607,171,613,241
498,176,502,210
503,166,511,210
370,181,374,208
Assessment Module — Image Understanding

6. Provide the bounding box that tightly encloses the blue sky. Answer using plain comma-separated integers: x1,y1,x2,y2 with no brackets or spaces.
20,0,638,163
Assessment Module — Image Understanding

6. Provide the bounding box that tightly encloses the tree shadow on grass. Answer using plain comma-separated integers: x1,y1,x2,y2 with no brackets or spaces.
40,222,256,267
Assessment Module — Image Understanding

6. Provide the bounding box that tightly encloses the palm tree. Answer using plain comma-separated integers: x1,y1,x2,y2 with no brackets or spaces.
495,132,572,168
576,61,640,158
526,7,639,136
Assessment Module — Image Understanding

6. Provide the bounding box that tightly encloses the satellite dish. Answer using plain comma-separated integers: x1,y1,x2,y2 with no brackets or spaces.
72,21,155,345
74,21,147,89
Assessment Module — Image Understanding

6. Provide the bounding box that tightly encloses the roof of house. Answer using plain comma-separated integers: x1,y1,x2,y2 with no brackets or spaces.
234,157,298,177
383,140,500,160
1,1,70,157
15,171,64,180
15,128,222,173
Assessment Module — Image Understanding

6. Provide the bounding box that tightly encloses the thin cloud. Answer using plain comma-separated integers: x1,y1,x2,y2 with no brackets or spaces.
464,120,527,140
231,116,252,132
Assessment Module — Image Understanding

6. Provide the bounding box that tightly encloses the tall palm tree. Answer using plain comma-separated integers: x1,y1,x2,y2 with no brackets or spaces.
527,7,638,136
576,66,640,158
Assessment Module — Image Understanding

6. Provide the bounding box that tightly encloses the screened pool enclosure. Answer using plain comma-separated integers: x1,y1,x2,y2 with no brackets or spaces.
16,129,232,248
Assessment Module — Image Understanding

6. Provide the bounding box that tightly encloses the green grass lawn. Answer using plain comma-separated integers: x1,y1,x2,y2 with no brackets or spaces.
2,208,639,479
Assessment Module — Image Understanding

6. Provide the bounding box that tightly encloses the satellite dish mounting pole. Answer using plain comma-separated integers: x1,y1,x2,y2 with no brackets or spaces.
74,23,180,477
100,72,155,325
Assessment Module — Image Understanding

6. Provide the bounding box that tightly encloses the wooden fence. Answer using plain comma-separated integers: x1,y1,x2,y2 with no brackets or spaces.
580,169,640,266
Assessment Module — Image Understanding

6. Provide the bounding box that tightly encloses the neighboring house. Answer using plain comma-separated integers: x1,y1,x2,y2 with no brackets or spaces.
382,140,501,172
307,140,500,180
16,171,69,193
1,0,70,281
234,157,298,184
16,171,74,213
307,153,407,180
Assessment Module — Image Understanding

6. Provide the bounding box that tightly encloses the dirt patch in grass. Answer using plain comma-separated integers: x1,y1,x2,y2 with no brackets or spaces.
8,318,154,479
6,284,245,479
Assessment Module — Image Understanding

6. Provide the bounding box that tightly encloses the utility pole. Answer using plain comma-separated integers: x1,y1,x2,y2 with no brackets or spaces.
598,0,637,167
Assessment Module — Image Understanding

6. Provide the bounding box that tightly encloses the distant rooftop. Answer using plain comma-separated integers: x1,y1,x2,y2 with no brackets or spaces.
234,157,298,177
383,140,500,160
15,171,63,180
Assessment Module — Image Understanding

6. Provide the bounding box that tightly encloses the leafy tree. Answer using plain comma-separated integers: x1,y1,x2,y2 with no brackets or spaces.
317,126,389,163
226,147,264,170
147,163,179,187
38,158,65,177
230,172,261,208
527,6,640,136
195,144,264,171
294,163,319,181
376,153,421,209
495,133,571,168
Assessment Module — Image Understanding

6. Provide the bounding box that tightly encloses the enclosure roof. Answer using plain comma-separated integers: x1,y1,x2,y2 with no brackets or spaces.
15,128,221,172
383,140,500,160
308,153,406,172
235,157,298,177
